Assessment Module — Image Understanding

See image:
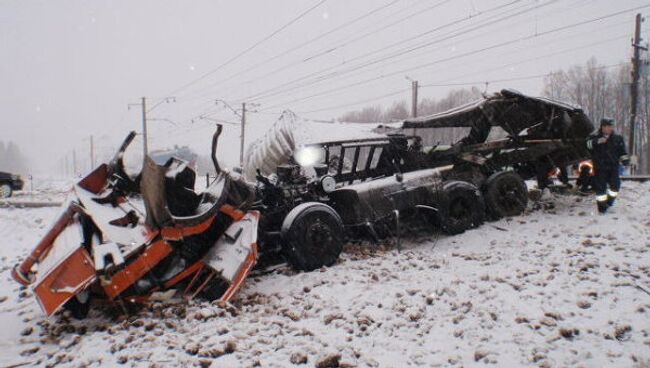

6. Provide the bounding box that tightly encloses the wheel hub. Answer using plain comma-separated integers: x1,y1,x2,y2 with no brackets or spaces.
499,184,522,210
307,219,333,245
449,198,470,220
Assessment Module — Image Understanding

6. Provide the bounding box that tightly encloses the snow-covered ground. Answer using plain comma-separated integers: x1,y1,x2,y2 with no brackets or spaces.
0,177,73,206
1,183,649,367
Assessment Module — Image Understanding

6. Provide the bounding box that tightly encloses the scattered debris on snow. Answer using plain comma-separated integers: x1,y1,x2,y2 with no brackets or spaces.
1,182,649,366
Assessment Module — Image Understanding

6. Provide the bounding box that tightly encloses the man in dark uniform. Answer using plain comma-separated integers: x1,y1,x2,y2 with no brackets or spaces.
586,118,630,213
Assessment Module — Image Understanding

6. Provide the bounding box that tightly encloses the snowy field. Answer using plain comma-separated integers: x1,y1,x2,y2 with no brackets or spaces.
1,183,649,367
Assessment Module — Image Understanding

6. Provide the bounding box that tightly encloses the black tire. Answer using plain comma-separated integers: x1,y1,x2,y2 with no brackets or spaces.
0,183,12,198
63,292,91,319
281,203,344,271
483,171,528,219
437,181,485,235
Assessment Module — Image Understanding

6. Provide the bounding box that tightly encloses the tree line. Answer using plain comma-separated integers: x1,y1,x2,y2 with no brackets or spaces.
339,87,483,124
543,58,648,174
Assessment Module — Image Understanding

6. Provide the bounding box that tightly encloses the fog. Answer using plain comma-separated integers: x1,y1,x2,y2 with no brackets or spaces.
1,0,646,175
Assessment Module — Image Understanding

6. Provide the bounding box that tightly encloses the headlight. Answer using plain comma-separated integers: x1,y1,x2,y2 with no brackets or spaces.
320,175,336,193
267,173,279,186
294,146,322,167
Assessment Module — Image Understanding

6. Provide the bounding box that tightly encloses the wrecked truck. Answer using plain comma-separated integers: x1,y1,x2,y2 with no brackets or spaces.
12,127,260,318
395,89,595,218
247,89,594,233
12,90,593,319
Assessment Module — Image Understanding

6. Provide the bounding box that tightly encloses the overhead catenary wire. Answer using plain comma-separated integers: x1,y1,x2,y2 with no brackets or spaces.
154,0,532,113
259,4,650,111
172,0,590,110
164,0,596,123
163,0,328,98
291,0,608,93
165,30,630,133
146,96,177,114
297,88,411,114
240,0,536,103
419,62,627,88
296,62,627,117
298,63,629,123
426,33,630,87
181,0,406,101
156,19,630,133
150,1,642,137
317,16,632,100
182,0,457,103
302,0,458,64
174,2,460,107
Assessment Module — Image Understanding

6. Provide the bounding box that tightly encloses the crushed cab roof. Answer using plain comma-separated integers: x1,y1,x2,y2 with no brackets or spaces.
402,89,584,132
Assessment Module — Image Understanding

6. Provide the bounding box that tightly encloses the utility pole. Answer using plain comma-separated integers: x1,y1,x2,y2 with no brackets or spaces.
410,80,419,118
72,149,77,177
129,97,149,158
141,97,148,158
406,76,419,137
629,13,645,175
240,102,246,168
128,96,174,158
90,135,95,170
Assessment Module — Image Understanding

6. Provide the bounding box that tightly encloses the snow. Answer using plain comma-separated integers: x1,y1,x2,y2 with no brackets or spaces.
1,183,649,367
1,176,73,206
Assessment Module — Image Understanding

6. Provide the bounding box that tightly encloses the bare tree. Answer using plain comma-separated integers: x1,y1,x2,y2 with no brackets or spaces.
542,58,647,174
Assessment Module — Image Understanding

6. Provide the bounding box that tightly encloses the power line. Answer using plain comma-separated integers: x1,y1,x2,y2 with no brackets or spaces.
178,0,455,105
181,0,404,101
260,4,650,111
166,2,612,126
162,18,629,129
164,0,328,97
298,88,410,114
146,96,176,114
301,0,509,64
159,0,600,118
232,0,455,90
241,0,531,102
296,0,604,92
426,32,630,87
297,62,627,117
420,62,627,88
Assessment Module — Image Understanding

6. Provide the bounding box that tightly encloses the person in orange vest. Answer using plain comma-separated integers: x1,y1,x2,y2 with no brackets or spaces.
586,118,630,213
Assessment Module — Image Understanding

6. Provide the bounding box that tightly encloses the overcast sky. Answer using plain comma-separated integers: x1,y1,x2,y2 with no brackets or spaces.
1,0,648,174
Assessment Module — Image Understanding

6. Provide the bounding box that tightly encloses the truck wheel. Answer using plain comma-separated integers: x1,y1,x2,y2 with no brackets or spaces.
0,184,12,198
281,203,344,271
438,181,485,235
484,171,528,219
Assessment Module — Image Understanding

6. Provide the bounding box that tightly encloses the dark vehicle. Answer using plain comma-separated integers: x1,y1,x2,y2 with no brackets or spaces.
0,171,24,198
396,89,594,218
268,89,595,232
13,90,593,319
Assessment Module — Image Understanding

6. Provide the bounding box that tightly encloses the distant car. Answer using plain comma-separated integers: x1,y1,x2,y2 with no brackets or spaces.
0,171,24,198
